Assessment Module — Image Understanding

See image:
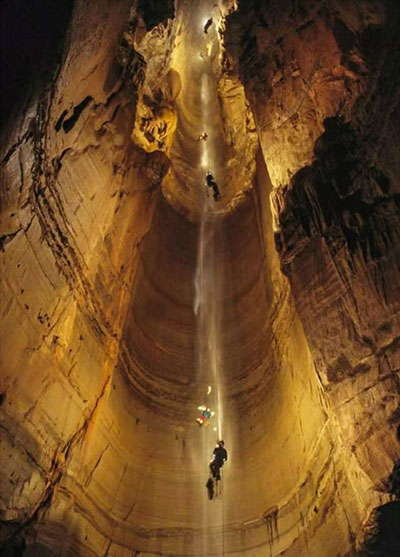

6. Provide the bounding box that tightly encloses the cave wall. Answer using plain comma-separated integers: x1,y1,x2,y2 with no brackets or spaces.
1,0,399,555
0,0,167,553
224,0,400,545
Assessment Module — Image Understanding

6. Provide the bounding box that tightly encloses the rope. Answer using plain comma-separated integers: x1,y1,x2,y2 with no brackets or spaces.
221,471,225,556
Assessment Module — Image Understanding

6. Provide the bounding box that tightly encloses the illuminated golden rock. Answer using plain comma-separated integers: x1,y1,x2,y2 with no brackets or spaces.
132,100,177,153
0,0,399,555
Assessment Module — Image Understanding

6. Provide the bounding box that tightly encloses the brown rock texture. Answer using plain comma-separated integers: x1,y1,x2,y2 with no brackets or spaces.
1,0,399,555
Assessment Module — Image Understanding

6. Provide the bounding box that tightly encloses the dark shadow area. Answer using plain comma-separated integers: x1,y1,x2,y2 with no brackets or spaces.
0,421,42,554
0,520,84,556
0,527,26,557
138,0,174,30
275,116,399,268
61,96,93,133
358,501,400,557
0,0,74,132
384,460,400,500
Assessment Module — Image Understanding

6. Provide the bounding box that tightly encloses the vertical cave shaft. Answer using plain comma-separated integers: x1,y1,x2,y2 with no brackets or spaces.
0,0,399,556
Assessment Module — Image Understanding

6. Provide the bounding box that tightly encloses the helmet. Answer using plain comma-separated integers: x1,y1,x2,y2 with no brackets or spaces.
218,440,224,447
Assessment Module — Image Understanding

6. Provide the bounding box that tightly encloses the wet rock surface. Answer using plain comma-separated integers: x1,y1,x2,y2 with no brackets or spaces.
1,0,399,555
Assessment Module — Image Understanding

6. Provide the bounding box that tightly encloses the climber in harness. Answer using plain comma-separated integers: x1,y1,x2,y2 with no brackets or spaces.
205,171,221,201
204,18,213,34
209,440,228,481
206,476,214,500
198,131,208,141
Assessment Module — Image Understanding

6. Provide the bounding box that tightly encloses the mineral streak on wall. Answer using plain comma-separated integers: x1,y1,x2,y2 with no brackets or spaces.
0,0,399,556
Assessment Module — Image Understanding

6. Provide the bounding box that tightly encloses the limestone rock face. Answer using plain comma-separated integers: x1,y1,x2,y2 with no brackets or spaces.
1,0,399,556
225,0,395,187
224,0,400,552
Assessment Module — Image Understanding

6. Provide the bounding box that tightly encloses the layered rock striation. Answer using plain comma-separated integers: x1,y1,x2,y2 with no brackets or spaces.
1,0,399,555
